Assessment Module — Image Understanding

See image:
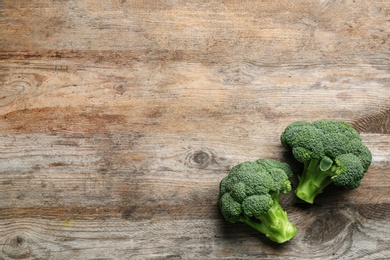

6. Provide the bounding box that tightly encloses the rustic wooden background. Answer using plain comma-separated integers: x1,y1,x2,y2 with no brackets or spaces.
1,0,389,259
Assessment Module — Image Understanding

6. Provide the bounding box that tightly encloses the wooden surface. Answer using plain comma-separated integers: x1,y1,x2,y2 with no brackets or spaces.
1,0,389,259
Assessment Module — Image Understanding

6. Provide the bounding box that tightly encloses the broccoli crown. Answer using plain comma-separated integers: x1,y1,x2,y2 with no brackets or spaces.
219,159,292,222
281,120,372,190
218,159,296,243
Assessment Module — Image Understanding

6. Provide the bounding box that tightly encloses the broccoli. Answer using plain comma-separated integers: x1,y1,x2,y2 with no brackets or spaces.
218,159,297,243
281,120,372,204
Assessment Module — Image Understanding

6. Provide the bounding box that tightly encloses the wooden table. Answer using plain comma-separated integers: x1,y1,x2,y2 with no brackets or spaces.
1,1,389,259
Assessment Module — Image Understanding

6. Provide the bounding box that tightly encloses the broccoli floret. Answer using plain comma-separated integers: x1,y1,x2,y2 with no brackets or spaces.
218,159,296,243
281,120,372,204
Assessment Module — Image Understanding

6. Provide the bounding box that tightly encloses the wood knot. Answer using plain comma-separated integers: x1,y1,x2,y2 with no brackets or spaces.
1,233,50,259
351,108,390,134
113,83,128,95
0,74,41,107
2,234,31,259
303,211,350,245
185,148,217,169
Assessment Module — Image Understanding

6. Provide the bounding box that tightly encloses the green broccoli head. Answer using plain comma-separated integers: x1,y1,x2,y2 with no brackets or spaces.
218,159,296,243
332,154,365,189
281,120,372,204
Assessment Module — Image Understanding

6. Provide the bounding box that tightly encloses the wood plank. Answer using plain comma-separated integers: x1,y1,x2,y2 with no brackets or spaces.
1,0,390,259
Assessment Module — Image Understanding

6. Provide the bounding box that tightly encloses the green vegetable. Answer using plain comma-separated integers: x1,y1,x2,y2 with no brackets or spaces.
218,159,297,243
281,120,372,204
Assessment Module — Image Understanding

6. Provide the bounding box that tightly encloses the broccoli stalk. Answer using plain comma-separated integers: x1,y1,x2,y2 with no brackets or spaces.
294,158,334,204
294,153,366,204
239,192,296,243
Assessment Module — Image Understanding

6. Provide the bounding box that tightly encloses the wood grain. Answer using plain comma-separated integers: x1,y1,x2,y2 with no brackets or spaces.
1,0,390,259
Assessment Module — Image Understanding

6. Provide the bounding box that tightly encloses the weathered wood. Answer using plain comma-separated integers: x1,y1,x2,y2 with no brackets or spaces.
1,0,390,259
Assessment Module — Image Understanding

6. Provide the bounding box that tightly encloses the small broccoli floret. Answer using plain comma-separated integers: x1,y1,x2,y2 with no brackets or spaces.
218,159,296,243
281,120,372,204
